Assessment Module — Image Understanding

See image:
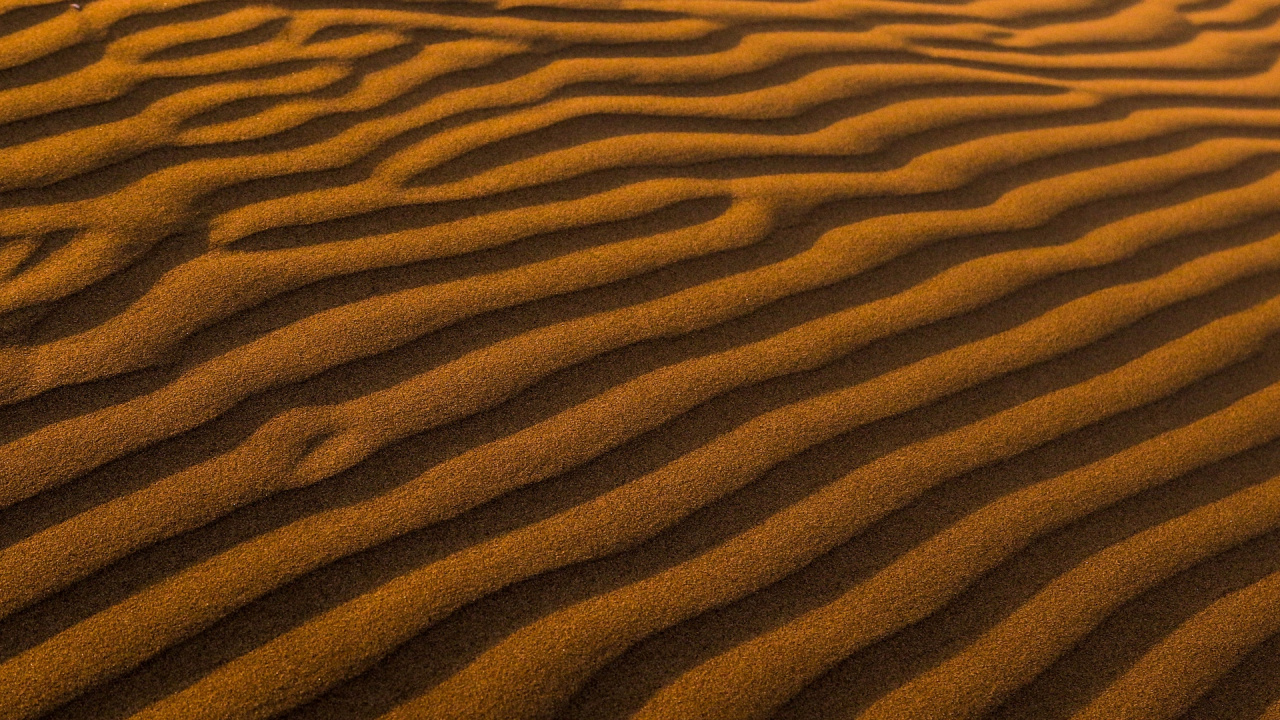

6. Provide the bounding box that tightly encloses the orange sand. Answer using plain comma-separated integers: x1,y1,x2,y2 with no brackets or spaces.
4,0,1280,717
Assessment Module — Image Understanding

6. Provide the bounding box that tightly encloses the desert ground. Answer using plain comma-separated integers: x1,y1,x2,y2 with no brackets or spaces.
4,0,1280,717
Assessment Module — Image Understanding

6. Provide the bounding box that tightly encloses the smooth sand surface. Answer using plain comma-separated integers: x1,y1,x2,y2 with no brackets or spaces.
4,0,1280,717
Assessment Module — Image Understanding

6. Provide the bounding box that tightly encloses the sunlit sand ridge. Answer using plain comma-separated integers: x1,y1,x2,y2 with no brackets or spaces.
4,0,1280,717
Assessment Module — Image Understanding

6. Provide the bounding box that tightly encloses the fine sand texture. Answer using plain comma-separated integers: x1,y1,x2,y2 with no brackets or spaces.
5,0,1280,717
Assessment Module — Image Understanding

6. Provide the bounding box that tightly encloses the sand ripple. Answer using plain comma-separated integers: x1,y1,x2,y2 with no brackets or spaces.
4,0,1280,718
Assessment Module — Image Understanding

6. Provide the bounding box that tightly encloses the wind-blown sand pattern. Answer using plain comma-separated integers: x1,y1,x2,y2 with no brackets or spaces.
5,0,1280,717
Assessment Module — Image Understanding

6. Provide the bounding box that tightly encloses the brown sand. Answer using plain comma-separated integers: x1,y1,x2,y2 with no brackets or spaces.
3,0,1280,717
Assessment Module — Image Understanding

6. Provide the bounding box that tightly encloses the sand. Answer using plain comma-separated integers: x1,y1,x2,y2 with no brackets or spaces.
3,0,1280,717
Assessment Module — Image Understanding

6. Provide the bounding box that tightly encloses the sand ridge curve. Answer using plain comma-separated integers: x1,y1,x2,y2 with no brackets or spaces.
4,0,1280,717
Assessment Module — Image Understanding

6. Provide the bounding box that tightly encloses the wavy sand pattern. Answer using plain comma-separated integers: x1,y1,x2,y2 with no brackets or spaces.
4,0,1280,717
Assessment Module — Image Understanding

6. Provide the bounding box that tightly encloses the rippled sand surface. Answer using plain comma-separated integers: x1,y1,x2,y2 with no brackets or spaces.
5,0,1280,718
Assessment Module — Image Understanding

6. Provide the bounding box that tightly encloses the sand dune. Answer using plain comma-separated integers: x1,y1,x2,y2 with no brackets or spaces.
4,0,1280,717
